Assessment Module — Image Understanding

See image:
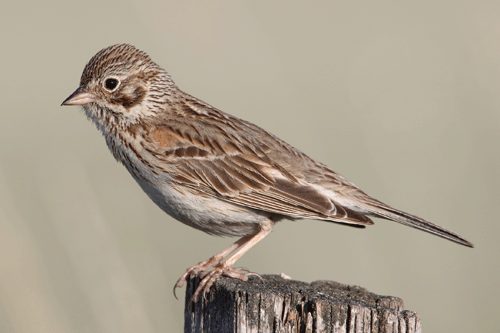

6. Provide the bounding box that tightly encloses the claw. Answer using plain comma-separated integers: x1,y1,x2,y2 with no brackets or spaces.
173,284,180,300
247,272,264,283
237,267,251,273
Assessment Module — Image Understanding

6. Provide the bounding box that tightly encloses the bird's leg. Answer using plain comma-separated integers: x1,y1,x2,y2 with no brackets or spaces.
190,220,273,303
173,234,253,299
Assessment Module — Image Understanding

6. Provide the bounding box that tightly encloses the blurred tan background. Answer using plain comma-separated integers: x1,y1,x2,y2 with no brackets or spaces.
0,1,499,332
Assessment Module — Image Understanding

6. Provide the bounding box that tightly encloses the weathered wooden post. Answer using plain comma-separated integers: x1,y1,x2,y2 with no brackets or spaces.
184,275,421,333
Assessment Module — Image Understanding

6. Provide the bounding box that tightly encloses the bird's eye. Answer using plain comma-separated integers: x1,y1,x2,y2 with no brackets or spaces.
104,78,119,91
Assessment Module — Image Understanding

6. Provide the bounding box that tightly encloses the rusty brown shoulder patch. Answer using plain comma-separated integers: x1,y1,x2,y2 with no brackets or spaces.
151,127,180,148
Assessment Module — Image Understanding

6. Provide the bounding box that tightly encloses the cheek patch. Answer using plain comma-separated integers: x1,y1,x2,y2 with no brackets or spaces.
111,85,147,109
122,86,146,108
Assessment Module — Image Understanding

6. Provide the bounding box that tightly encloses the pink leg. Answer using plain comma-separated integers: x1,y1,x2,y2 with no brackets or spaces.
174,219,273,302
173,234,253,299
190,220,273,302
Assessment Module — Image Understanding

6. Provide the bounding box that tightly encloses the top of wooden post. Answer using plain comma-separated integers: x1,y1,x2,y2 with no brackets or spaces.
184,274,421,333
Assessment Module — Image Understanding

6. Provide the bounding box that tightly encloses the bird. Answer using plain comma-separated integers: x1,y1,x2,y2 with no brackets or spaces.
62,43,473,302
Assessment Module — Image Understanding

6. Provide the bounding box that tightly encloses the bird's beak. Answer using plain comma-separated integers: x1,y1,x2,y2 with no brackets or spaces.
61,87,95,106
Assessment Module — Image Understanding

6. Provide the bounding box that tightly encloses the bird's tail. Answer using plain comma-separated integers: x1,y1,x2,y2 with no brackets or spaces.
360,198,473,248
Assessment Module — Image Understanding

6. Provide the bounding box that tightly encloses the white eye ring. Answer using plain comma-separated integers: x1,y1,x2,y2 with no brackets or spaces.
103,77,120,91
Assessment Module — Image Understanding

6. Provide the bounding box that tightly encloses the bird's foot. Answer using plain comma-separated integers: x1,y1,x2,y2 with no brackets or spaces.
191,263,262,303
173,255,222,299
173,229,271,302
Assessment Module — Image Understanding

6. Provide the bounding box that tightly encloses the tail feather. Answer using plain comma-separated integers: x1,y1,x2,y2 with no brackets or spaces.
361,200,474,248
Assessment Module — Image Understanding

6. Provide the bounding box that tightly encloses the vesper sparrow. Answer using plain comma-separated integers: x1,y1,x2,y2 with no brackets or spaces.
62,44,473,302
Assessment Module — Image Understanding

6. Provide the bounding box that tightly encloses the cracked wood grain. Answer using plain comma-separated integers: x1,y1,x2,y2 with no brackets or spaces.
184,275,421,333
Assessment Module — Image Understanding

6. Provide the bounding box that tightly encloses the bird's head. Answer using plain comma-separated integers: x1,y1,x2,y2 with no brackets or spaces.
62,43,174,131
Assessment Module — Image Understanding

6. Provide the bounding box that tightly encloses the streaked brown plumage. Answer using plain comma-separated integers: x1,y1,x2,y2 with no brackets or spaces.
62,44,473,302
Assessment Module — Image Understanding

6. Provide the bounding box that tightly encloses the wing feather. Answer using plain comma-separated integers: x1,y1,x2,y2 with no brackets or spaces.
146,121,372,226
171,153,373,226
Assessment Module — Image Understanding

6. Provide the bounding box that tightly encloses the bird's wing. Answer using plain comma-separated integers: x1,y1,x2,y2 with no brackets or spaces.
145,123,373,226
174,155,372,226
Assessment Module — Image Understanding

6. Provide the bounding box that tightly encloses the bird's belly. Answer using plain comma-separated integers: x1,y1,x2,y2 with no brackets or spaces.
134,177,266,237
